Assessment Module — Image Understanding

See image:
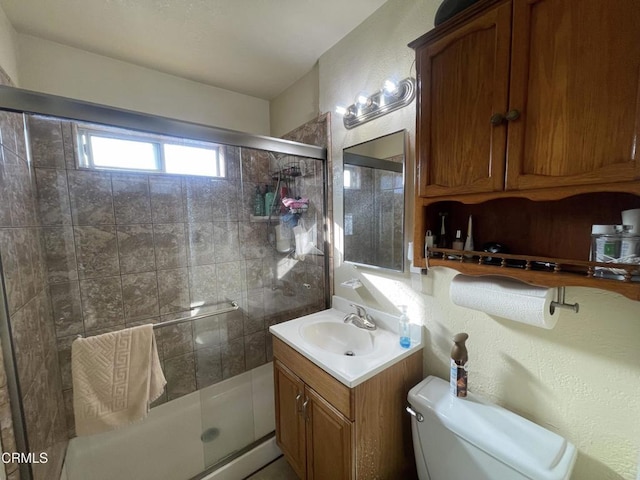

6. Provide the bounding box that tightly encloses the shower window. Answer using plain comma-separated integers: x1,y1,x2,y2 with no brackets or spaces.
343,165,361,189
77,125,225,177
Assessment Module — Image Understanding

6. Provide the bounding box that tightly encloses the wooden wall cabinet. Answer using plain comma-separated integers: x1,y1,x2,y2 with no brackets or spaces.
412,0,511,197
273,337,422,480
411,0,640,198
409,0,640,299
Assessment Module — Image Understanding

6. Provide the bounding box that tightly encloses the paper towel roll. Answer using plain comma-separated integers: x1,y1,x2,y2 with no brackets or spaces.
449,275,557,329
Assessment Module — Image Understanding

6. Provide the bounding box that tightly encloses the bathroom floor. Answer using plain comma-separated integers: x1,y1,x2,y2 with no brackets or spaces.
245,456,298,480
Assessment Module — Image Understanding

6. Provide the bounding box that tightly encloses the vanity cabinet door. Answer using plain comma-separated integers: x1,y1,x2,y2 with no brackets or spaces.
415,0,512,197
274,361,306,479
305,386,354,480
505,0,640,190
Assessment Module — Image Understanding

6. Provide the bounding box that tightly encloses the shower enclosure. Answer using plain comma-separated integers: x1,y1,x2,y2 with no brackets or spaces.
0,86,329,480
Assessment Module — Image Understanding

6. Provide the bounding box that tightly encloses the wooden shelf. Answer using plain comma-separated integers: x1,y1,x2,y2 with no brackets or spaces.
413,193,640,302
425,247,640,301
417,181,640,205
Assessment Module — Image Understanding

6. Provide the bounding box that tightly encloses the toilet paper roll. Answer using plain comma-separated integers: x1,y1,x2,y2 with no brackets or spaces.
449,275,557,329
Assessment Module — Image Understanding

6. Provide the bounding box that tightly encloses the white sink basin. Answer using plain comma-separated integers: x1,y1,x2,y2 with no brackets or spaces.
269,297,422,387
300,321,374,355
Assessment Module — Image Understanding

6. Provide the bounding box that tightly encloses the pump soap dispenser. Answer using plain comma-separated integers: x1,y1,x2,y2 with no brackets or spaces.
398,306,411,349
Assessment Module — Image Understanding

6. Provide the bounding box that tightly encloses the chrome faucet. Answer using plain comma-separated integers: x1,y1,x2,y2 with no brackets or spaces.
343,304,377,331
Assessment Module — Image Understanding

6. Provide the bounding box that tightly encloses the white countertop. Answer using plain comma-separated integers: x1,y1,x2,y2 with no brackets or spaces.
269,296,422,388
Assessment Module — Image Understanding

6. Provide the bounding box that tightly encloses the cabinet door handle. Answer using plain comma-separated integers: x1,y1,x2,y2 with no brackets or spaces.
505,109,521,121
295,393,302,413
302,398,309,420
490,113,505,126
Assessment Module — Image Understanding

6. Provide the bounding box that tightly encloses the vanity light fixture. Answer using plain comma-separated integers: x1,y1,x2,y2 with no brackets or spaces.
339,77,416,130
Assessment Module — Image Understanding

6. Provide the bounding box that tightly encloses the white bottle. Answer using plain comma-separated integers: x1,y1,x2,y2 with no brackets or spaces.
452,229,464,250
399,306,411,349
463,215,474,256
424,230,435,257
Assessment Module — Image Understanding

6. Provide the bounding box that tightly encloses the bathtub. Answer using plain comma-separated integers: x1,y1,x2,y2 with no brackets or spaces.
61,363,280,480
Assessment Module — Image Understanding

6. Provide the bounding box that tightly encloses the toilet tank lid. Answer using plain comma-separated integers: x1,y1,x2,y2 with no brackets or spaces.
408,376,577,480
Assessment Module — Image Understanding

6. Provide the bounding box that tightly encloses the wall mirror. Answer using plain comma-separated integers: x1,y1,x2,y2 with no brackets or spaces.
343,130,405,272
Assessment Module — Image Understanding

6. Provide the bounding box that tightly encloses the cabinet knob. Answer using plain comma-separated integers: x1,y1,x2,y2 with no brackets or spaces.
490,113,505,126
505,109,521,121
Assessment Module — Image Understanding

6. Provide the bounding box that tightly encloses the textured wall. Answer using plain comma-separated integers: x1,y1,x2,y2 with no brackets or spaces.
0,4,18,85
270,63,320,138
317,0,640,479
15,34,270,136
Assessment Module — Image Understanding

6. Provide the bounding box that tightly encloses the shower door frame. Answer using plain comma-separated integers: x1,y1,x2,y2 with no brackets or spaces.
0,85,331,480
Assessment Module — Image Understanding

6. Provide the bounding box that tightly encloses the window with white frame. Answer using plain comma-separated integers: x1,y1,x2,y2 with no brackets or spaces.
343,165,361,189
76,125,225,178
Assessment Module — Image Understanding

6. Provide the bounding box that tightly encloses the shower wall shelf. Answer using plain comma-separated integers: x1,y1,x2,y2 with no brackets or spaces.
270,164,302,181
426,247,640,301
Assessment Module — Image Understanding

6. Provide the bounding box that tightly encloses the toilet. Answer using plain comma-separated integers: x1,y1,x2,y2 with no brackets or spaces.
407,376,577,480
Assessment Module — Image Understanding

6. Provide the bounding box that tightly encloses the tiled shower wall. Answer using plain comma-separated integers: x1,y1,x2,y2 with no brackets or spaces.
27,115,327,439
0,72,67,480
281,113,332,295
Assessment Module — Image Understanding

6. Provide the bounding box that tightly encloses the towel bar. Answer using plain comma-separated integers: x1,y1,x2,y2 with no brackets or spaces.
153,300,239,330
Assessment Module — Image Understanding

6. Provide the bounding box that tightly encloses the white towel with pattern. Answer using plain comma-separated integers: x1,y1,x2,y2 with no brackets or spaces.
72,324,166,436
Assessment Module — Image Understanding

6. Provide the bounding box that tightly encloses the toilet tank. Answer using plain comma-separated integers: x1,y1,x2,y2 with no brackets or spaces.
408,376,576,480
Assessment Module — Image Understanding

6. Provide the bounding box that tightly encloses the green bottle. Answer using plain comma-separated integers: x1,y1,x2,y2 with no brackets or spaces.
253,186,265,216
264,185,276,216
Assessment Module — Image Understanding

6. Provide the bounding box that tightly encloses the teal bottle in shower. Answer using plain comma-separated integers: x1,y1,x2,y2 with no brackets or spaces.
253,186,265,216
264,185,276,216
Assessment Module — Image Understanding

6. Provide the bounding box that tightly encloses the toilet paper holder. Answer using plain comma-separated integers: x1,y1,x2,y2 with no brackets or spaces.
549,287,579,314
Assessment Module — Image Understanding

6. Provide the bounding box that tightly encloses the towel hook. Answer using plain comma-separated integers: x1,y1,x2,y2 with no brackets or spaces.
549,287,579,315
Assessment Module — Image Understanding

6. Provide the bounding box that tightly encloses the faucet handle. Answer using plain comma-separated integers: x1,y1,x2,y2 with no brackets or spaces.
350,303,367,317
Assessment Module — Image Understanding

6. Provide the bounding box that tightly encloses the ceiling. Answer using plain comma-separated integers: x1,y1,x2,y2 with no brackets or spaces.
0,0,388,100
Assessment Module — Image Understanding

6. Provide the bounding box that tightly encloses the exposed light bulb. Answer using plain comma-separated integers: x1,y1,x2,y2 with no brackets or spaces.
383,79,399,95
356,93,369,106
335,106,348,116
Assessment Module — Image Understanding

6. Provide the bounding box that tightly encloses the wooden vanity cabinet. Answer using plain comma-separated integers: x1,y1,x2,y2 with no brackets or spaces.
411,0,640,197
273,337,423,480
274,361,307,478
303,386,353,480
274,360,352,480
